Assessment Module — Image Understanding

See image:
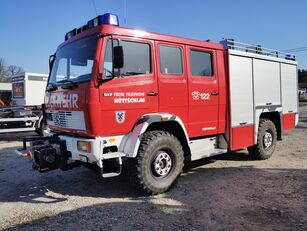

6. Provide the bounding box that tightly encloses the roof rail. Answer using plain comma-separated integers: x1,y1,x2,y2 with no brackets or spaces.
220,39,296,61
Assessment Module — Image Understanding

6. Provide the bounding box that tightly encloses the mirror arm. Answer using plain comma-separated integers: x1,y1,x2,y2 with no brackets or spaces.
49,53,55,72
97,33,115,85
111,35,114,78
47,53,56,86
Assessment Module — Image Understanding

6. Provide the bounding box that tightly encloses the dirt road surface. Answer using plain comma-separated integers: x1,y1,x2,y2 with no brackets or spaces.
0,106,306,231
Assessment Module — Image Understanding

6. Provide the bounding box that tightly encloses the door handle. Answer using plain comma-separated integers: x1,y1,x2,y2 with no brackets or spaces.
211,91,219,96
147,92,158,96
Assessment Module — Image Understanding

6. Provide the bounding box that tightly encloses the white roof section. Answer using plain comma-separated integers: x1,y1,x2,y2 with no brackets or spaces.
0,83,12,91
228,49,297,66
12,72,49,78
221,39,297,65
12,72,49,83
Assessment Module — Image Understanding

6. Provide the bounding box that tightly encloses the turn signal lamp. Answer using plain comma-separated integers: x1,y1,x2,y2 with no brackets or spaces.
77,141,92,153
161,117,169,121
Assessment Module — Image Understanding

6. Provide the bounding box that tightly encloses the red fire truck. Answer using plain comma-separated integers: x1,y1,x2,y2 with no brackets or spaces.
20,13,298,194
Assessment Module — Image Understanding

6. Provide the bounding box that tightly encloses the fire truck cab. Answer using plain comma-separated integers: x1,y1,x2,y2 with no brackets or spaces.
21,13,298,194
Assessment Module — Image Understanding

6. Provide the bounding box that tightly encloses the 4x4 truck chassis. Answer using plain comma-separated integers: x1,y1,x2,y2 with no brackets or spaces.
20,13,298,194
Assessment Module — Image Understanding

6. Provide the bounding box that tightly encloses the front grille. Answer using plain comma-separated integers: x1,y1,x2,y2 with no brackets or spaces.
46,110,86,131
52,111,72,128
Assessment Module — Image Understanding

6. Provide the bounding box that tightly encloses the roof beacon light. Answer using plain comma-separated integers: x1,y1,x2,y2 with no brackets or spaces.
87,13,119,29
285,54,296,61
101,13,119,26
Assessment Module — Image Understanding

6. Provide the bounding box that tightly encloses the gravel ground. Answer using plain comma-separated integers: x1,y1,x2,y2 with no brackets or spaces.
0,105,306,231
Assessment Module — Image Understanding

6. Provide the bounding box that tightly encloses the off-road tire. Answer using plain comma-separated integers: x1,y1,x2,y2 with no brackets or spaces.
248,118,277,160
132,130,184,195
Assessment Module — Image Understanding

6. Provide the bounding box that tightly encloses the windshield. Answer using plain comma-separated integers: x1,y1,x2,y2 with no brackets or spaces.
49,35,97,84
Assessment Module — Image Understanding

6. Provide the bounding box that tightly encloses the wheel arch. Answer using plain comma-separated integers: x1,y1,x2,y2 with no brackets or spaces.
259,111,282,140
121,113,190,158
146,121,191,160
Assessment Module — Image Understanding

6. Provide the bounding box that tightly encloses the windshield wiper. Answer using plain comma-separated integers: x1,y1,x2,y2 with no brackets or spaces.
46,83,58,92
58,79,78,89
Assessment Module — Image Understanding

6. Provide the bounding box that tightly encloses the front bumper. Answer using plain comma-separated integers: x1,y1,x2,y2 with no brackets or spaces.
21,131,127,177
44,131,126,164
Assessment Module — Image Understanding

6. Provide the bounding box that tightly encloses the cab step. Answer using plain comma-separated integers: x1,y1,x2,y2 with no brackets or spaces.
100,152,126,178
189,136,228,161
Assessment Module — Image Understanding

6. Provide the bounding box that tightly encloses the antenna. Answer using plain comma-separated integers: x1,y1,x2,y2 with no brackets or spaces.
91,0,98,16
124,0,127,25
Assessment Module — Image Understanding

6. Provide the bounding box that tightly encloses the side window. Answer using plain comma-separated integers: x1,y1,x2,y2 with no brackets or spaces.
103,39,151,78
159,45,183,75
190,50,213,76
121,40,151,76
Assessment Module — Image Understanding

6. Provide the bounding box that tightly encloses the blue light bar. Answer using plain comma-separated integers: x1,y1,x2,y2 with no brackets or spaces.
76,24,88,34
87,13,119,29
285,54,296,61
65,13,119,41
101,13,119,26
65,29,76,41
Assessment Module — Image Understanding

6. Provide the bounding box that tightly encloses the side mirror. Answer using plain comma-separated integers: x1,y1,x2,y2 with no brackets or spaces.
113,46,124,69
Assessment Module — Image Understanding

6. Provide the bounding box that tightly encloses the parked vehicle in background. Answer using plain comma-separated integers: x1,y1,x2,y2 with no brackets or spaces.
0,73,48,134
20,13,298,194
298,88,307,101
301,92,307,101
0,82,12,106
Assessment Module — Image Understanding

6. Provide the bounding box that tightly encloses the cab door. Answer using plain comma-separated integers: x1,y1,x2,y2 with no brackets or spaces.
98,36,158,136
156,42,188,127
187,46,219,137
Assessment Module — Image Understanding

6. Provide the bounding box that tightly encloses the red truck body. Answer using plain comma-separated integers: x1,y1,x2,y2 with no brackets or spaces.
46,25,229,139
24,14,298,194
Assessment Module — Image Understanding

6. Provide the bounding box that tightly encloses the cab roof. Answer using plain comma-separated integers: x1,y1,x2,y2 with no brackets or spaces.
59,24,224,51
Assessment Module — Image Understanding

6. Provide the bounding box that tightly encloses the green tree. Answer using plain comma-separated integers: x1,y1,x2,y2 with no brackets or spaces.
0,58,6,82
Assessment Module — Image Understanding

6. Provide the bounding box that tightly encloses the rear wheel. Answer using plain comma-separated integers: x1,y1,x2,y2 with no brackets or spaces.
248,118,277,160
132,130,184,195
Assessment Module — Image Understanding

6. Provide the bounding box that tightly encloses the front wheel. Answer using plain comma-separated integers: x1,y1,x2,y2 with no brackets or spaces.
248,118,277,160
133,130,184,195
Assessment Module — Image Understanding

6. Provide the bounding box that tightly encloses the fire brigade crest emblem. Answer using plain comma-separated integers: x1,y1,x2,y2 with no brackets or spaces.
115,111,125,124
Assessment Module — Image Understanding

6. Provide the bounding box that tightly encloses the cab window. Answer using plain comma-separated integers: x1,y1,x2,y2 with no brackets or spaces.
190,50,213,76
159,45,183,75
104,39,151,78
